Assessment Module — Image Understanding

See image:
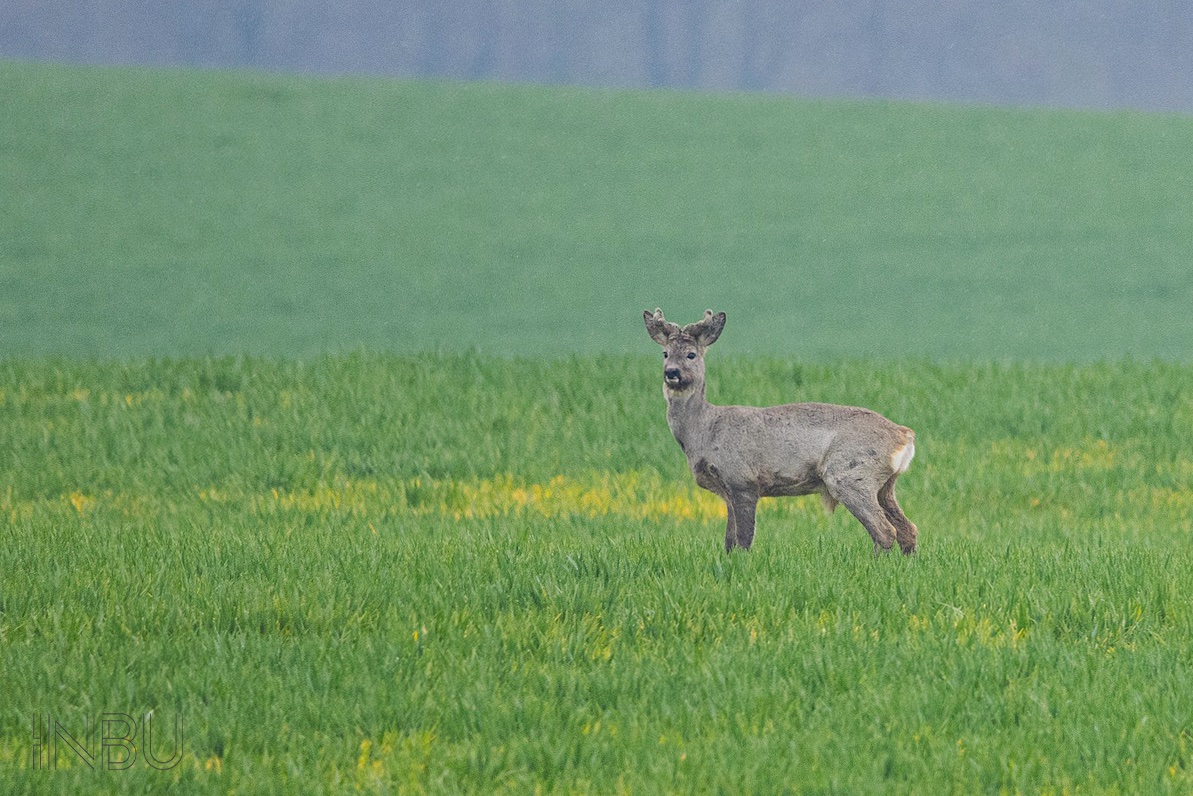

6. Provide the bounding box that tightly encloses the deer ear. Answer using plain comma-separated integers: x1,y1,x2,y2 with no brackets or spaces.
644,308,679,346
684,310,726,347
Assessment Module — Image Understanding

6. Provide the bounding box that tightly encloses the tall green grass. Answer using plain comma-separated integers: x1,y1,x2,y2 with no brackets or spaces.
3,60,1193,359
4,57,1193,794
2,355,1192,792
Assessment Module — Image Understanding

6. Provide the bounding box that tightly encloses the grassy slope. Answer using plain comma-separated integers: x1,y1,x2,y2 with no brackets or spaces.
2,356,1193,792
2,60,1193,360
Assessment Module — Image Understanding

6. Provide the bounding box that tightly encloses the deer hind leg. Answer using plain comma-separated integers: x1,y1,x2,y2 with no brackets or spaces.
827,480,897,554
878,474,917,555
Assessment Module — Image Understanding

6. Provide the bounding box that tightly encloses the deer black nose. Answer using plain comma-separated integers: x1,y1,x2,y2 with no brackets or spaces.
665,368,681,380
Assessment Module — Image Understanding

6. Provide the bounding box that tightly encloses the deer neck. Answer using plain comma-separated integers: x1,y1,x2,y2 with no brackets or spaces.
665,381,711,452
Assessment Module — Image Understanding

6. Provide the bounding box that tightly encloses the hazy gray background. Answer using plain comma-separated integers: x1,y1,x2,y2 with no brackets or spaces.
2,1,1192,112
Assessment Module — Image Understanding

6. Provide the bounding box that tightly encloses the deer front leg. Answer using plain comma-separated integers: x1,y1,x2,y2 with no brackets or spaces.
726,490,759,552
722,496,738,553
695,460,745,553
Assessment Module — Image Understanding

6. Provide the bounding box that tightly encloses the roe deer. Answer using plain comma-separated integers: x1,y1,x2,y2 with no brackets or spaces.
644,308,917,554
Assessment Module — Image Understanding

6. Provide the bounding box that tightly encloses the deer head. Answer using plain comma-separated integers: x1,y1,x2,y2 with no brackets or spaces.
643,308,726,393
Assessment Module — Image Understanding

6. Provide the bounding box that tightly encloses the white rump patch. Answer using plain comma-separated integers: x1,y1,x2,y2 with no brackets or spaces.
891,441,915,474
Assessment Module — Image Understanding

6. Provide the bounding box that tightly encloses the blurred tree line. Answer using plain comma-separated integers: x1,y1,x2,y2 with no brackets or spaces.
3,0,1191,111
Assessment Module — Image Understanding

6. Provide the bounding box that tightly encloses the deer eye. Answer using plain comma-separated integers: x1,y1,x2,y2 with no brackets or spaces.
663,351,668,358
686,352,696,360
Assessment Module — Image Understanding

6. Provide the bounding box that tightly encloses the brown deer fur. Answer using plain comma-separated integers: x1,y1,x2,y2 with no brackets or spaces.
644,308,917,554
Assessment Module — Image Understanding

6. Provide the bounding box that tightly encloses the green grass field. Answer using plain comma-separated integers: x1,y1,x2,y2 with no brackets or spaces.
3,61,1193,793
2,60,1192,359
2,356,1193,793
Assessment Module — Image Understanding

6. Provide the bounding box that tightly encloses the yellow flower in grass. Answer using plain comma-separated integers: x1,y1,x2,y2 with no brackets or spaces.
68,491,93,514
241,471,742,522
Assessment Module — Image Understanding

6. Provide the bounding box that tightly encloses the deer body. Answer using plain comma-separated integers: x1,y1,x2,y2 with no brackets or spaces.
645,309,917,554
